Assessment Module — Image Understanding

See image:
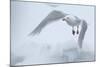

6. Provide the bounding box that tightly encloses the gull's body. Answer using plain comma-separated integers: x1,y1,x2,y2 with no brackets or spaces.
63,15,81,26
29,10,88,49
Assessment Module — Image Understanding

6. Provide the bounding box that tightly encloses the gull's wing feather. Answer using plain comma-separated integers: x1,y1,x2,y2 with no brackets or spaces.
29,10,66,36
78,20,87,48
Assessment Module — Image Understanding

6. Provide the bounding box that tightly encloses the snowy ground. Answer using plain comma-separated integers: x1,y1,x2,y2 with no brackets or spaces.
11,40,95,66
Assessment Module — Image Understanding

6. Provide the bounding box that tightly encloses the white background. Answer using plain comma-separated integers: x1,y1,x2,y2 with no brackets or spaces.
0,0,98,67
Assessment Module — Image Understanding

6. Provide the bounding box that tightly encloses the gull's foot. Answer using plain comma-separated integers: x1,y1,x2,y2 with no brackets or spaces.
77,30,79,34
72,30,75,35
77,26,79,34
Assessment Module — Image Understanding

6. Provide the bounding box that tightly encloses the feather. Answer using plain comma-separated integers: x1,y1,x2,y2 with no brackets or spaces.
29,10,66,36
78,20,87,48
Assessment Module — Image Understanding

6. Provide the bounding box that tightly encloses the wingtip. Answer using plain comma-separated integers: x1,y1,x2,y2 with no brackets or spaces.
28,31,40,36
28,32,36,36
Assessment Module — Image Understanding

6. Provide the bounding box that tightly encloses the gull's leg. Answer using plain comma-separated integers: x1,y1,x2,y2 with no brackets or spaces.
72,27,75,35
77,26,79,34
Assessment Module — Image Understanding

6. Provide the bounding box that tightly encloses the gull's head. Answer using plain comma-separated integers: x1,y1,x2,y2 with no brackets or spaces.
62,15,81,26
62,15,77,21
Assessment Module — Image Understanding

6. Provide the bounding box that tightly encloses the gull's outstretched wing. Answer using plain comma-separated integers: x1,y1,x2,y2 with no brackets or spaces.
78,20,87,48
29,10,66,36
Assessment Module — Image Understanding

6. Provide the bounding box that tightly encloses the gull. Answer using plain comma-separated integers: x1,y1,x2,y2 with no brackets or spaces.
62,15,87,48
29,10,87,48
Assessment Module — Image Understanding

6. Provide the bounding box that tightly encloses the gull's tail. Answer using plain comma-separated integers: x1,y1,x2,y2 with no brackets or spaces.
78,20,87,48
